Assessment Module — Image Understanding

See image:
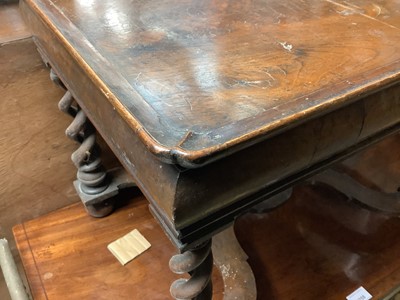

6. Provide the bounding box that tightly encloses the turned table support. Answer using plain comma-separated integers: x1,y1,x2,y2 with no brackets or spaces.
168,188,295,299
169,240,213,299
50,69,136,217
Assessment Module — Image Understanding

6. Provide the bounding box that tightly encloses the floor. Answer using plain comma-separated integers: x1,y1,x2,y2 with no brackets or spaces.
0,1,30,44
0,2,80,299
1,2,400,300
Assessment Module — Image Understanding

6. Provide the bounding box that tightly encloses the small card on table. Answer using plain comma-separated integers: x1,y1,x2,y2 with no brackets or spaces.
346,286,372,300
107,229,151,265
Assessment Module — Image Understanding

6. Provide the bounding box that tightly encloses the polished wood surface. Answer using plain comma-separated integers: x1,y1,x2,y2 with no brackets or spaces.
17,2,400,295
21,0,400,165
233,133,400,300
8,1,400,298
20,0,400,248
14,157,400,299
334,0,400,28
236,183,400,300
13,192,224,300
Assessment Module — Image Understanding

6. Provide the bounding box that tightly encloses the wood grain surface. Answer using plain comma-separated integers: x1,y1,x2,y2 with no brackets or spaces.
235,133,400,299
5,2,400,299
19,0,400,248
236,182,400,300
13,192,224,300
13,132,400,299
334,0,400,28
21,0,400,163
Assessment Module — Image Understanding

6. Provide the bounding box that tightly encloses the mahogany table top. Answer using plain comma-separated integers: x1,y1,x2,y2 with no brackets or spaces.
24,0,400,166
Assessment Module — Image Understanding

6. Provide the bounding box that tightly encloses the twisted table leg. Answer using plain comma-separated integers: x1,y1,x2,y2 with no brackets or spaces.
59,91,112,217
169,240,213,300
50,68,65,90
50,68,135,217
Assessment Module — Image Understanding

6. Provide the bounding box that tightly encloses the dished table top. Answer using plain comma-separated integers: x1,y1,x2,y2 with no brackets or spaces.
27,0,400,166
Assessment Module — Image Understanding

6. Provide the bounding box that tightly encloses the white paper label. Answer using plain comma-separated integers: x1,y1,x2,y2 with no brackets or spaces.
346,287,372,300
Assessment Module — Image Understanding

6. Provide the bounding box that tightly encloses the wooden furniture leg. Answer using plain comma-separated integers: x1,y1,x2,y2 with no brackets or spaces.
50,68,136,217
212,226,257,300
167,188,292,299
169,240,213,300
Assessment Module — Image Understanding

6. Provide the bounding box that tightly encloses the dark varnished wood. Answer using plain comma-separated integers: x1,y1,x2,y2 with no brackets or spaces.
20,0,400,246
334,0,400,28
13,157,400,299
20,0,400,166
12,0,400,296
231,133,400,299
236,183,400,299
20,0,400,258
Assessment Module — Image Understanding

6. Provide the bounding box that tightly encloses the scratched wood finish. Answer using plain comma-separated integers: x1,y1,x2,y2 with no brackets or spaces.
20,0,400,249
13,192,224,300
334,0,400,28
20,0,400,165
